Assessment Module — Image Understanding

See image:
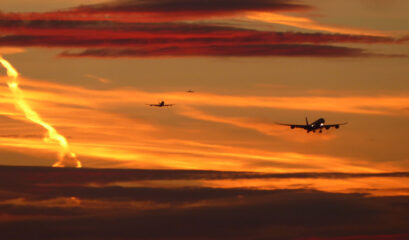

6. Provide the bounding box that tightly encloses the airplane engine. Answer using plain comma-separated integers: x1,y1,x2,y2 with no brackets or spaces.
325,126,330,130
291,125,295,129
335,125,339,129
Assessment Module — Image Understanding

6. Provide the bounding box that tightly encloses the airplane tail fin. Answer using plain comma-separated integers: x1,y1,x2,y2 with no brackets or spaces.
305,117,309,125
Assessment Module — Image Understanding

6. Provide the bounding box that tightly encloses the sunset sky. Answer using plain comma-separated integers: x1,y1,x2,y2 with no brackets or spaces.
0,0,408,239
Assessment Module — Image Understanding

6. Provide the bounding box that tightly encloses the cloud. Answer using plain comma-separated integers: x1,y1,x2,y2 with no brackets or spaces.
179,106,289,136
298,234,409,240
0,47,25,54
244,11,390,36
0,19,398,43
77,0,309,13
0,166,408,239
4,77,409,116
0,3,405,58
0,29,400,58
0,19,401,56
85,74,111,84
0,0,308,23
0,165,408,186
0,134,44,138
178,106,336,141
59,44,378,58
1,77,408,173
0,170,409,240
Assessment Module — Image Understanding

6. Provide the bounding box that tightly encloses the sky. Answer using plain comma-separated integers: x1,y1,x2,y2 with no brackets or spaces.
0,0,408,239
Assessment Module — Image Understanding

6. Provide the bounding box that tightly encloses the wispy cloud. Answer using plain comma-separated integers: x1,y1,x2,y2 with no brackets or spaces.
0,76,408,171
4,78,409,115
178,106,336,141
244,12,390,36
85,74,111,84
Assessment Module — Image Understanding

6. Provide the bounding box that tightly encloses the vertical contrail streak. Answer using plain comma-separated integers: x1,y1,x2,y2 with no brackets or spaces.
0,56,82,168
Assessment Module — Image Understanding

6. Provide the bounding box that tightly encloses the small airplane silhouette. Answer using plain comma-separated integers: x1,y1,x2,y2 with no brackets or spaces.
147,101,174,107
277,117,347,133
186,90,195,93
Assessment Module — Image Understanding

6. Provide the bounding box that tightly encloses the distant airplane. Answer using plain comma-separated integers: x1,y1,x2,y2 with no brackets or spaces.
277,117,347,133
186,90,195,93
147,101,174,107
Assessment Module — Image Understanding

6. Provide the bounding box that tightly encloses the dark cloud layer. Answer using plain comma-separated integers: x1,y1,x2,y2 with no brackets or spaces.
0,0,308,23
59,45,374,57
1,33,400,58
0,19,397,43
1,165,408,184
75,0,309,13
1,190,409,240
0,19,402,59
1,166,409,240
0,34,393,48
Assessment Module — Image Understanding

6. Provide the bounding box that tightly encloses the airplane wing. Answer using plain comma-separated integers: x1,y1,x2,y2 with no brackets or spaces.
324,122,348,129
276,123,308,129
163,104,175,106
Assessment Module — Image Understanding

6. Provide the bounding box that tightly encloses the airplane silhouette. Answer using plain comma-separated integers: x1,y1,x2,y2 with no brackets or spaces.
147,101,174,107
186,90,195,93
277,117,347,133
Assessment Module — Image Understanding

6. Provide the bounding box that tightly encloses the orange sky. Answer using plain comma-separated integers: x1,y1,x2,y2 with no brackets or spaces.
0,0,408,177
1,2,409,239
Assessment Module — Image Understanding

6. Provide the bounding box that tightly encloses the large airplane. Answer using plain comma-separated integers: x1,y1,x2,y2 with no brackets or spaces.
147,101,174,107
277,117,347,133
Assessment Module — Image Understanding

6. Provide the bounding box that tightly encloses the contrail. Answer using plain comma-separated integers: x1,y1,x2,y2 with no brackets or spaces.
0,56,82,168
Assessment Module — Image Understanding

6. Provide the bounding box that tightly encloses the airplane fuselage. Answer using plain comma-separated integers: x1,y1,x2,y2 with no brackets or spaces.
306,118,325,132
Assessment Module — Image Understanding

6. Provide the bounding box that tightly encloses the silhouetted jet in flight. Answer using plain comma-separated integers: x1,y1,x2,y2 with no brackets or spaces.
277,117,347,133
147,101,174,107
186,90,195,93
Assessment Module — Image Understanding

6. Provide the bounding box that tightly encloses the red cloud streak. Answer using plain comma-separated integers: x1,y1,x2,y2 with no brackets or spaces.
0,0,405,58
58,45,377,58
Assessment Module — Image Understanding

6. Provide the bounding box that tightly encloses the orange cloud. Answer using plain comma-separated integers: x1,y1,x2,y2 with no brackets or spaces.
161,92,409,115
6,78,409,115
244,11,389,37
0,134,392,173
0,47,25,54
0,76,407,172
178,106,336,142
